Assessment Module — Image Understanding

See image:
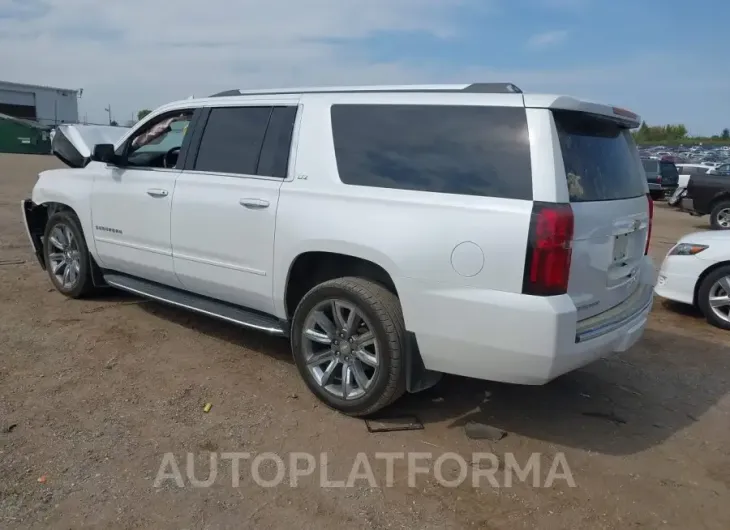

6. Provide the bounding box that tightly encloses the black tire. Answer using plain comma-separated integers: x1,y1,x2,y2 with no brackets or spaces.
710,201,730,230
290,277,406,416
697,265,730,331
43,211,95,298
649,191,664,201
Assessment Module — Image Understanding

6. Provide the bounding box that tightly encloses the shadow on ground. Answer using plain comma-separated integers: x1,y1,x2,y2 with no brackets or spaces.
109,295,730,457
138,300,293,364
388,326,730,456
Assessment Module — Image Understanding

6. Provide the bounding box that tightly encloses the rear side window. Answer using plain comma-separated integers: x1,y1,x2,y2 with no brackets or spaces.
642,159,658,172
194,106,272,175
330,104,533,200
555,110,646,202
256,106,297,178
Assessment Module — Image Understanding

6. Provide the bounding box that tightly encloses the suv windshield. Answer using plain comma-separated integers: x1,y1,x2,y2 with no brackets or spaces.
554,110,646,202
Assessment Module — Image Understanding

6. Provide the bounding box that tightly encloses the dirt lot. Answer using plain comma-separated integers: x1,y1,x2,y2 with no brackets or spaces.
1,154,728,529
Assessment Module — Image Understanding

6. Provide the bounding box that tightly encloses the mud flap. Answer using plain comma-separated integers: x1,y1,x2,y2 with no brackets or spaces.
405,331,442,393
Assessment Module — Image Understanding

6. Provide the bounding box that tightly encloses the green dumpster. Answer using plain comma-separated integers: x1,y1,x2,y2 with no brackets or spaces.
0,113,52,154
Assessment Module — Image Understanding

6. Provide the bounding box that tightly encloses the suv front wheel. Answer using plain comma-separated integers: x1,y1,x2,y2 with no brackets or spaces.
43,211,95,298
290,277,406,416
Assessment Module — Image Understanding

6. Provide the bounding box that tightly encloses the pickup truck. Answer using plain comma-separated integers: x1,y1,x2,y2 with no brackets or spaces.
683,171,730,229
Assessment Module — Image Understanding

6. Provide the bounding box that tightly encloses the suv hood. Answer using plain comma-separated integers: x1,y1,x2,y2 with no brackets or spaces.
52,124,130,168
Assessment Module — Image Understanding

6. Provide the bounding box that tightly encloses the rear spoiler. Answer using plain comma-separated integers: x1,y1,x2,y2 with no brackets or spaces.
523,95,641,129
52,124,131,168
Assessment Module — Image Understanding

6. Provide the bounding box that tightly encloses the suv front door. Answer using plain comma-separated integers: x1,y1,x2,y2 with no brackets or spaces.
90,109,197,286
171,103,298,315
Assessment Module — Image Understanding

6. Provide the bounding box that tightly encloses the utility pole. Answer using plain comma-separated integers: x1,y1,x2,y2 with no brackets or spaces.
104,104,112,125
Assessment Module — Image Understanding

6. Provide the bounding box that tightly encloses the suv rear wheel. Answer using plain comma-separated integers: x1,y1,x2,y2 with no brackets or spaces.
290,277,406,416
43,211,95,298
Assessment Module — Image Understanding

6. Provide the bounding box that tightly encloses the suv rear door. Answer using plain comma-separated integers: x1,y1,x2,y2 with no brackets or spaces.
552,110,650,321
659,160,679,189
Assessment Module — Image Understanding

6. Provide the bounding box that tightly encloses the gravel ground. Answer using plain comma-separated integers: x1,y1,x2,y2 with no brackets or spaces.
0,154,728,529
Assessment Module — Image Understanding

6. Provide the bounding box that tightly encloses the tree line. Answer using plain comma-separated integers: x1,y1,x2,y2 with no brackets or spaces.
632,122,730,145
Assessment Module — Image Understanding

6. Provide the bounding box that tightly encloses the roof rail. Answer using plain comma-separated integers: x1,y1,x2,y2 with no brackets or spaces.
464,83,522,94
208,83,523,98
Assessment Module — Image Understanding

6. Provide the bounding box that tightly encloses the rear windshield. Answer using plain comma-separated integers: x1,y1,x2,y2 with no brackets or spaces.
660,161,679,178
554,110,646,202
642,159,658,172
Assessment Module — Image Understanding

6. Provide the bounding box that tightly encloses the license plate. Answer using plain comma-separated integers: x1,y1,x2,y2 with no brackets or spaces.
613,234,629,263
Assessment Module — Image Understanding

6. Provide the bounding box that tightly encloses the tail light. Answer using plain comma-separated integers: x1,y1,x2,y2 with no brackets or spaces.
522,202,574,296
645,193,653,255
657,174,662,183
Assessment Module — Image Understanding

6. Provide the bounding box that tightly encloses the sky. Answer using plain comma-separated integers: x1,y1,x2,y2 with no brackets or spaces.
0,0,727,135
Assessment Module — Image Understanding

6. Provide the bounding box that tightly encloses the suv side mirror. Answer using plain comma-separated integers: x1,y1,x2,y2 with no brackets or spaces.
91,143,116,164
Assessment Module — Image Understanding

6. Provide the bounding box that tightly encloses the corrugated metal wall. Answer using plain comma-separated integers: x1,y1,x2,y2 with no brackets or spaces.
0,81,78,126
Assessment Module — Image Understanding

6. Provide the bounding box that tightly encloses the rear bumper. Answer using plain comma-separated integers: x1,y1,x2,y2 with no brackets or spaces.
21,199,46,269
648,184,677,193
397,257,655,385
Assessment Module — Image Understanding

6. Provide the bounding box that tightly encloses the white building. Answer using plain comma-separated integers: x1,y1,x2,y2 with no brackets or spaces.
0,80,79,126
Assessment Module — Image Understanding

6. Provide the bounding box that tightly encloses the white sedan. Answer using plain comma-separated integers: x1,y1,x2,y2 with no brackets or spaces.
655,231,730,330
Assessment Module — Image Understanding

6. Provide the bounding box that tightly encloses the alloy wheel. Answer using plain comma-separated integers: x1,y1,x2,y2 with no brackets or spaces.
47,223,82,290
717,208,730,229
709,275,730,323
301,299,380,400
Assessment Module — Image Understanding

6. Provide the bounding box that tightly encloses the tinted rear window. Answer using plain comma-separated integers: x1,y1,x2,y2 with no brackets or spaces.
642,159,658,172
660,161,679,179
330,104,533,200
554,110,646,202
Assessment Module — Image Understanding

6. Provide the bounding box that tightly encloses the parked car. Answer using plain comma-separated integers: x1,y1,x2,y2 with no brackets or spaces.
642,157,680,200
21,83,655,415
655,231,730,330
682,170,730,229
708,162,730,175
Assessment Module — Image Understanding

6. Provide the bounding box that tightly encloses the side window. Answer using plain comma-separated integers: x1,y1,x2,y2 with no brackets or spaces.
330,104,533,200
125,110,193,168
257,106,297,178
125,111,194,169
194,106,272,175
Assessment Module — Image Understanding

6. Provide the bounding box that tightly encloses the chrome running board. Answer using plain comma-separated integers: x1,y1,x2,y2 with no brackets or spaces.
103,273,287,336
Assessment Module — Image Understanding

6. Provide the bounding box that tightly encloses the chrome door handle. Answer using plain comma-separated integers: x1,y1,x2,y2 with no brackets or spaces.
239,198,270,209
147,188,168,198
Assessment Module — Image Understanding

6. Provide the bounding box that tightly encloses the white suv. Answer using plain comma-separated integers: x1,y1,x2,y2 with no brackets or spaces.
22,83,655,415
